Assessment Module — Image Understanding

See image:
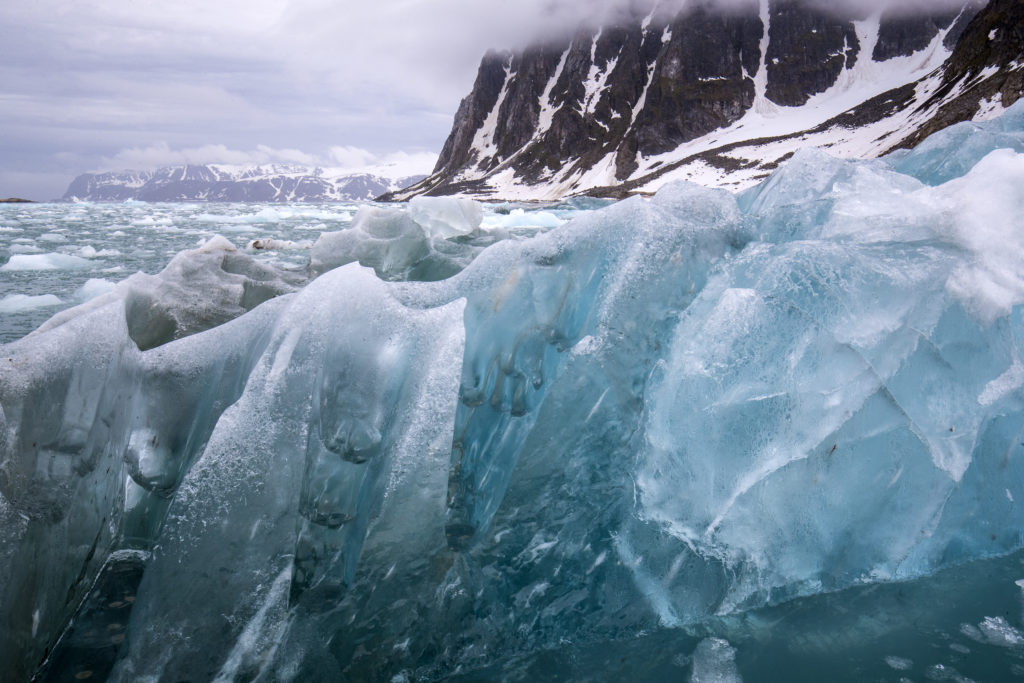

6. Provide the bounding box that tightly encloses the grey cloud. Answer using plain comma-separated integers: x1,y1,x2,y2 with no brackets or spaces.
0,0,981,200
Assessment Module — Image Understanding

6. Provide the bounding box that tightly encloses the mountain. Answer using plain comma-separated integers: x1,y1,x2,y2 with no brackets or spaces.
63,164,426,202
390,0,1022,201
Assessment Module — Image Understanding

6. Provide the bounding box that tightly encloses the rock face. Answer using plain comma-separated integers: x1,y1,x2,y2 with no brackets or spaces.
764,0,860,107
391,0,1021,200
63,164,426,202
895,0,1024,150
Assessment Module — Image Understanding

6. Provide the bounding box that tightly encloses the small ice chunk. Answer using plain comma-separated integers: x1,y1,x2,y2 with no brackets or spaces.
76,245,120,258
246,238,312,251
74,279,117,303
978,616,1024,648
198,235,237,253
408,196,483,238
0,294,62,313
925,663,975,682
690,638,741,683
885,656,913,671
482,208,564,230
961,616,1024,648
0,253,92,271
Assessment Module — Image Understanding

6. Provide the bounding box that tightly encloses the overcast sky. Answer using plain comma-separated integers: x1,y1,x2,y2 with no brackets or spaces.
0,0,645,199
0,0,975,199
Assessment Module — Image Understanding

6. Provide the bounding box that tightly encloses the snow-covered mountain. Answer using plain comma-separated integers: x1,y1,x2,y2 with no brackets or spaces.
391,0,1022,200
63,163,426,202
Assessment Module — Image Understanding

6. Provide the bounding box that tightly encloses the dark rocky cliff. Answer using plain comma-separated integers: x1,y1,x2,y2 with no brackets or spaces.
894,0,1024,150
391,0,1020,200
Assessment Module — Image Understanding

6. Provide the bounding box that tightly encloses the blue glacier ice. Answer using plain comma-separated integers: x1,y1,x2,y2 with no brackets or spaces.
3,102,1024,681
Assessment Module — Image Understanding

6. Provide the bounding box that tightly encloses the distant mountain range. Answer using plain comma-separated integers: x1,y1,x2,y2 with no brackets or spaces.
390,0,1023,200
63,164,426,202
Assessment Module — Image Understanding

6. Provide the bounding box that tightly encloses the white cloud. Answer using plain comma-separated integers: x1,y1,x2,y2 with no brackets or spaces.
363,150,442,177
327,146,379,169
97,143,271,170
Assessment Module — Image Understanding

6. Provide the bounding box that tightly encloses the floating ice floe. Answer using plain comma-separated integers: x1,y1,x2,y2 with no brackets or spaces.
0,253,93,271
310,199,487,281
481,207,564,230
76,245,121,258
246,238,313,251
0,293,63,313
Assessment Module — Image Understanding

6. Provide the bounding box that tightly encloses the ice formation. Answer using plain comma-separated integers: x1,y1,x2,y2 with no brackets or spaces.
311,198,501,282
33,236,305,350
407,196,483,238
3,103,1024,681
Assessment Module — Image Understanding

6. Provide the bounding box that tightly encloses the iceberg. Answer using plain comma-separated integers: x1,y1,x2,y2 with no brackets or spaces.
311,198,501,282
4,102,1024,682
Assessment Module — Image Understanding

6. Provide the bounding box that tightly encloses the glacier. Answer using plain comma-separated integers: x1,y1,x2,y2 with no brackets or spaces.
3,103,1024,681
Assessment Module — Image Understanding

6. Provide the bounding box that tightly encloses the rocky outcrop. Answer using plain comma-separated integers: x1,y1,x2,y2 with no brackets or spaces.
64,165,426,202
872,4,971,61
764,0,860,107
631,8,762,153
894,0,1024,151
391,0,1019,201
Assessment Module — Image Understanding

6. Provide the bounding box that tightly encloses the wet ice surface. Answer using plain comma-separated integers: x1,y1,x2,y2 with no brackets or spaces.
4,104,1024,682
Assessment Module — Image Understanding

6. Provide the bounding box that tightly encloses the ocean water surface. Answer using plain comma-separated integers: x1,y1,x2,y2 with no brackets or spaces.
0,200,589,343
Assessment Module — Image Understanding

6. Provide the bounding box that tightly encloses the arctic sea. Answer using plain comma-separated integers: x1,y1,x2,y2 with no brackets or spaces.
0,200,592,343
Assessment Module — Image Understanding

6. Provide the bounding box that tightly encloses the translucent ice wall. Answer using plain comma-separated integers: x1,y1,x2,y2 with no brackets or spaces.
3,102,1024,681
